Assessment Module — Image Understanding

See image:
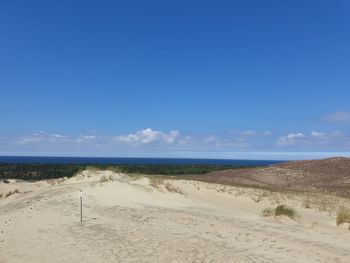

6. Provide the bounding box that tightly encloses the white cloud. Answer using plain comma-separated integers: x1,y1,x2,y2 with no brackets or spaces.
276,131,348,148
233,130,272,137
116,128,180,145
17,132,72,144
331,131,343,136
17,135,44,144
79,135,97,140
276,133,305,146
263,131,272,136
287,133,305,139
202,135,219,144
239,130,257,137
310,131,326,138
75,134,105,144
324,111,350,124
9,128,350,155
51,134,69,138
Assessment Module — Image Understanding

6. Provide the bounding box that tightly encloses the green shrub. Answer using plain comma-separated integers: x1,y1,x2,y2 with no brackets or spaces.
275,205,297,219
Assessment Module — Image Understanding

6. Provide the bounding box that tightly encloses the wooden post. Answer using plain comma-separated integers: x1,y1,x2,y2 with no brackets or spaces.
80,190,83,222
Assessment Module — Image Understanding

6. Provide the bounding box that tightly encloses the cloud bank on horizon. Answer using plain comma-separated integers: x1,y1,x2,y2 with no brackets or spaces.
1,110,350,160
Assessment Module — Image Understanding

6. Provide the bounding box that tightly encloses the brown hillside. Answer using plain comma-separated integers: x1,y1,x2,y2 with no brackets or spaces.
193,157,350,198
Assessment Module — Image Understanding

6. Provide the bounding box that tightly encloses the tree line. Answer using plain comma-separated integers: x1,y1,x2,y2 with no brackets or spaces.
0,163,250,180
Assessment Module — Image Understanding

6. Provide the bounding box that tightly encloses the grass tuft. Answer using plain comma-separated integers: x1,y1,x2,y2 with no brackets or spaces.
260,207,275,217
261,204,297,220
149,177,164,190
275,204,297,219
100,175,110,183
164,183,184,195
4,189,19,198
302,197,311,209
336,207,350,226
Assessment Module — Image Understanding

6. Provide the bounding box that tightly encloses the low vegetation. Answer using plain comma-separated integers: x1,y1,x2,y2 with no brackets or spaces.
0,163,248,181
302,197,311,208
100,175,113,183
275,205,297,219
261,204,297,220
164,183,184,195
118,164,249,175
3,189,19,198
260,207,275,217
149,177,164,190
336,207,350,226
0,163,86,180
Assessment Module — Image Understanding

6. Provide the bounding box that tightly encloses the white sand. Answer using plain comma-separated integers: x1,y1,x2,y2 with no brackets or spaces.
1,170,350,263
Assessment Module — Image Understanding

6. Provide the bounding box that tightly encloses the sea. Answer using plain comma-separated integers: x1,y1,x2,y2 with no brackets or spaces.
0,156,283,166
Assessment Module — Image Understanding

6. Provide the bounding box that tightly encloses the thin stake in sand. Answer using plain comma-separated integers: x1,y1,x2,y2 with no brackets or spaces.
79,190,83,222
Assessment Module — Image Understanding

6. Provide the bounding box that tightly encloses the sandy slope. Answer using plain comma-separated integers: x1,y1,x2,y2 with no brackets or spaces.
201,157,350,198
1,170,350,263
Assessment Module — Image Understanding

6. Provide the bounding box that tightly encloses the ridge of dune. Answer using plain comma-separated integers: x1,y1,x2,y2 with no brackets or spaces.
197,157,350,197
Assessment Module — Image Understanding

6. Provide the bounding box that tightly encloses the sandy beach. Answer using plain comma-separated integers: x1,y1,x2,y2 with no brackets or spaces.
1,170,350,263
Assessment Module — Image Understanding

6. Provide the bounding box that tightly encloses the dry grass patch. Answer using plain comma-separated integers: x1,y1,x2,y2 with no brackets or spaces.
261,204,298,220
261,207,275,217
336,207,350,226
164,183,184,195
295,193,349,215
53,177,67,185
251,192,268,203
100,175,114,183
149,177,165,190
275,204,297,219
302,196,311,209
148,177,185,195
4,189,19,198
100,175,109,183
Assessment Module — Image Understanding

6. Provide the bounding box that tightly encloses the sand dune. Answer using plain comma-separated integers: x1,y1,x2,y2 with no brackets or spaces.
1,170,350,262
196,157,350,198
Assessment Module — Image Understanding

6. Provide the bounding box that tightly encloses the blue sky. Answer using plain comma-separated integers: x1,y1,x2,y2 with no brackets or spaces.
1,0,350,159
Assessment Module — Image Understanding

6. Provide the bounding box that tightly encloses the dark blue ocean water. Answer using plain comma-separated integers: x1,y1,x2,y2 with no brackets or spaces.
0,156,282,166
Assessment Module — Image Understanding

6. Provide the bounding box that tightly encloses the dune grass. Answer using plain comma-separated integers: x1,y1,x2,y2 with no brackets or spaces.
4,189,19,198
261,204,297,220
260,207,275,217
275,204,297,219
336,207,350,226
149,176,165,190
302,197,311,208
164,183,184,194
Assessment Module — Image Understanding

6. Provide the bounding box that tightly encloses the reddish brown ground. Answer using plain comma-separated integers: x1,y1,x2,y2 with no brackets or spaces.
189,157,350,198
